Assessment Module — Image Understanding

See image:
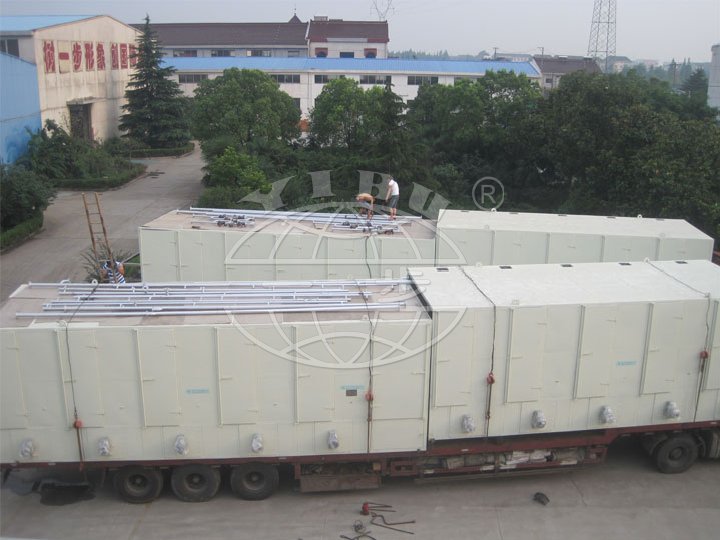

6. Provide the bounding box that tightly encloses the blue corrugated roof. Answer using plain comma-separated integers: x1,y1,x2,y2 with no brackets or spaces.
165,56,540,77
0,15,95,33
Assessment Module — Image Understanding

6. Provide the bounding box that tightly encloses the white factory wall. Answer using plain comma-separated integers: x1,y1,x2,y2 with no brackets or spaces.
31,16,139,141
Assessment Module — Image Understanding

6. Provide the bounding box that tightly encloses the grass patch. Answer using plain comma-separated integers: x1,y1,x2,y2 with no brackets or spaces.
0,212,43,252
52,164,147,190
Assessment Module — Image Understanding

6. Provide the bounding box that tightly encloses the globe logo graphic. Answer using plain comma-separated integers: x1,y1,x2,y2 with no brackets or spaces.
224,200,469,369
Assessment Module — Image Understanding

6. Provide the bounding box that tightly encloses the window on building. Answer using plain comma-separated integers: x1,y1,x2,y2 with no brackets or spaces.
292,98,301,111
173,49,198,57
364,48,377,59
211,49,231,57
545,77,553,84
408,75,439,85
179,73,209,84
359,75,392,85
270,73,301,84
250,49,272,57
287,49,301,58
0,38,20,57
315,48,328,58
339,52,355,58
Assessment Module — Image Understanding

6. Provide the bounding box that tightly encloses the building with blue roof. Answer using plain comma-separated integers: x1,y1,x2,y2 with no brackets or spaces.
166,56,540,118
0,15,139,161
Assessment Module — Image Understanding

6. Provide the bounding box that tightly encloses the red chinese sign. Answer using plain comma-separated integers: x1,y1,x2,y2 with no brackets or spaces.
72,42,83,71
111,43,119,69
129,45,137,67
43,41,56,73
84,42,94,70
120,43,128,69
97,43,106,70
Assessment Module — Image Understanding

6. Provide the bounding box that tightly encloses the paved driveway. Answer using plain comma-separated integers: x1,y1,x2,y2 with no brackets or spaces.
0,145,205,302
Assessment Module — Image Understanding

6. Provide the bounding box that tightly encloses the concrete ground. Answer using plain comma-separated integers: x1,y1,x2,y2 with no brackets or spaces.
1,439,718,540
0,145,205,302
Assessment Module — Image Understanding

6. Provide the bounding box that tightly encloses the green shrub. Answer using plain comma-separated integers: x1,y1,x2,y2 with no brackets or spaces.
0,165,55,230
197,186,247,209
20,120,142,182
0,212,43,251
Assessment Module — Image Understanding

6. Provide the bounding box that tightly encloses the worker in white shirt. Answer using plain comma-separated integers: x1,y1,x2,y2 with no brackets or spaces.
385,176,400,220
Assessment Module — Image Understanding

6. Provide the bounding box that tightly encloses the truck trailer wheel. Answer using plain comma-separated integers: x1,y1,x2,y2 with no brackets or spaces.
114,466,164,503
655,434,698,474
170,465,221,502
230,463,279,500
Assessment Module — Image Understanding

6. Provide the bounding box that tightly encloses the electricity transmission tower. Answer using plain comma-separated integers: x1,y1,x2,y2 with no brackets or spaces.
587,0,617,72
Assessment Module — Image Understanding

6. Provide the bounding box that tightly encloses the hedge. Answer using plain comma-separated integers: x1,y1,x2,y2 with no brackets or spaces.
52,164,147,190
0,212,43,252
116,142,194,158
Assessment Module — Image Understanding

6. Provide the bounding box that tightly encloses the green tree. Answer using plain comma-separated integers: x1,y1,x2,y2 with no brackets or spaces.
0,165,55,230
192,68,299,147
309,78,368,148
119,15,190,149
203,147,269,190
537,71,720,240
681,69,709,101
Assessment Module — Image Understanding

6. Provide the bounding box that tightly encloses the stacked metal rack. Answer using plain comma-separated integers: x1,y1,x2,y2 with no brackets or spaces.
17,280,415,318
180,207,420,233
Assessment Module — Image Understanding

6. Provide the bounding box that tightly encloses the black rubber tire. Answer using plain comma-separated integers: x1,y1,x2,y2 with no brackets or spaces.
655,434,698,474
114,466,163,504
230,463,279,500
170,465,221,502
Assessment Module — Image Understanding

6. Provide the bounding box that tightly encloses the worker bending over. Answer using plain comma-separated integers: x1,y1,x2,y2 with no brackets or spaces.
356,193,374,219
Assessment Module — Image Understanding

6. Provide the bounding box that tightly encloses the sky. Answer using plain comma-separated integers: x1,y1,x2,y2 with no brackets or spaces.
1,0,718,62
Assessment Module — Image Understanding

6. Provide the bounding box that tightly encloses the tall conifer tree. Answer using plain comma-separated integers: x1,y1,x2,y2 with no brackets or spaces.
120,16,190,148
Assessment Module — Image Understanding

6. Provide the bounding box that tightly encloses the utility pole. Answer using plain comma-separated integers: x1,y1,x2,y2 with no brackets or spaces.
587,0,617,72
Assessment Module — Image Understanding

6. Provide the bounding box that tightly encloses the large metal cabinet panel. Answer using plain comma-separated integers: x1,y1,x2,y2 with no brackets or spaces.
177,230,227,282
505,307,546,403
139,229,179,281
136,328,181,427
642,302,686,395
378,236,435,278
174,327,216,426
432,311,474,406
63,329,105,428
657,237,714,262
0,331,28,429
492,231,549,265
92,329,142,427
435,228,492,266
602,236,657,262
15,330,66,428
225,231,276,281
275,233,328,280
327,236,378,279
216,327,260,425
547,233,603,263
176,230,205,282
575,305,618,398
370,321,430,421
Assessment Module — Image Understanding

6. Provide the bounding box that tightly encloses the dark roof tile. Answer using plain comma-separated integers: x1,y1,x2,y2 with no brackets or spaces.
134,22,308,47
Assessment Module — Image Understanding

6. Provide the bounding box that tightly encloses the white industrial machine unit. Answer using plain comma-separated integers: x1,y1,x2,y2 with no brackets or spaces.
138,208,714,282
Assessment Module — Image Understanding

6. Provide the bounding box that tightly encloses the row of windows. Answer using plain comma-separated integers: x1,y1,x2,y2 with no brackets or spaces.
179,73,209,84
172,48,303,58
359,74,391,85
179,73,445,86
408,75,438,85
316,50,377,59
270,73,301,84
1,38,19,57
